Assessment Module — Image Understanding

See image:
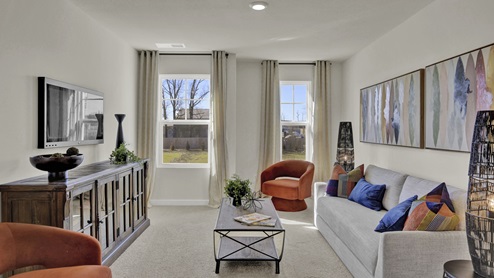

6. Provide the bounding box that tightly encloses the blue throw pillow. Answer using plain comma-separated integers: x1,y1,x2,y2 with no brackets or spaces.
348,178,386,211
375,195,418,232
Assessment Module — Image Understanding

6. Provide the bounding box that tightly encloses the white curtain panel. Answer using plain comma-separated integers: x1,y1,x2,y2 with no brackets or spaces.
137,50,159,207
312,60,332,182
208,51,229,208
255,60,280,191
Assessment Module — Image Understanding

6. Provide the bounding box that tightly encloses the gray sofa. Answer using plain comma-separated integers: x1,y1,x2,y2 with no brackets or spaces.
313,164,470,278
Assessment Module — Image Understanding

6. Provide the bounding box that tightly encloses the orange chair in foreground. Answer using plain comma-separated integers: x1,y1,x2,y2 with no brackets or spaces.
261,160,315,212
0,222,112,278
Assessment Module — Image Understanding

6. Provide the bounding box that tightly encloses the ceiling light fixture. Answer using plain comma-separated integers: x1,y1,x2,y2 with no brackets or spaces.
250,1,268,11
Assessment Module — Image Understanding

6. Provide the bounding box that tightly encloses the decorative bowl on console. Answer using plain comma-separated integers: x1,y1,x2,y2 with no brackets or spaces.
29,153,84,181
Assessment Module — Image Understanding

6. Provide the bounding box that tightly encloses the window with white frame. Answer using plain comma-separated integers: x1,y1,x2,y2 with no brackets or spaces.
280,81,310,161
159,75,210,166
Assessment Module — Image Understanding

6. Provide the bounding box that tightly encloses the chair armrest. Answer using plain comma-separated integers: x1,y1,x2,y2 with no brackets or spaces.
313,181,327,226
6,223,102,270
375,231,470,278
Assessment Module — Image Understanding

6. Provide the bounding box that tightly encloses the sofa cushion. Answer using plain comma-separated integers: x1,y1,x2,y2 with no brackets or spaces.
399,176,467,231
317,196,386,275
349,178,386,211
375,195,418,232
327,164,364,197
403,183,460,231
365,165,408,211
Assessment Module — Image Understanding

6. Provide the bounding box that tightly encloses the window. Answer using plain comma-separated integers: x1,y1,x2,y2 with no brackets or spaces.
159,75,210,166
280,81,310,161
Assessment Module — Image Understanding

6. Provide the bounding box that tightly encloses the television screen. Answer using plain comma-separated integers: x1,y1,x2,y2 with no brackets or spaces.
38,77,104,148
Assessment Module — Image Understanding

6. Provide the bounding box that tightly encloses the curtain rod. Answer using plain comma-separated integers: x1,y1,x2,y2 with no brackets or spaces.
279,62,333,65
158,53,230,57
159,53,211,56
279,62,316,65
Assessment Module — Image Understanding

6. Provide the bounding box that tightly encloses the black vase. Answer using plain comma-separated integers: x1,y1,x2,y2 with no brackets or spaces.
115,114,125,149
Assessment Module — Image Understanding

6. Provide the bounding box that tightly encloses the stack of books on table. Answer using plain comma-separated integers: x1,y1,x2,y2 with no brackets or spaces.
233,212,277,227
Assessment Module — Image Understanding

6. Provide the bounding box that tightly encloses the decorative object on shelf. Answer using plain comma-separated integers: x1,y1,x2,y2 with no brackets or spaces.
115,114,126,149
425,43,494,152
109,142,141,164
95,113,104,140
336,122,355,172
243,191,263,212
224,174,251,207
29,147,84,181
360,69,423,148
466,110,494,277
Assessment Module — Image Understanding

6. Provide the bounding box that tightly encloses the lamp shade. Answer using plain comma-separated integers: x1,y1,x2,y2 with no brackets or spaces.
336,122,354,172
467,110,494,277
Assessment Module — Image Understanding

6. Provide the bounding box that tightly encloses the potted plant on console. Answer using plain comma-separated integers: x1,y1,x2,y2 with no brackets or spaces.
224,174,251,207
109,143,141,164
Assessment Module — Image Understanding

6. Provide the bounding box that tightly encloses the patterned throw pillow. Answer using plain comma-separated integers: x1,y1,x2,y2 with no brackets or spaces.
326,164,364,197
403,182,459,231
326,164,346,196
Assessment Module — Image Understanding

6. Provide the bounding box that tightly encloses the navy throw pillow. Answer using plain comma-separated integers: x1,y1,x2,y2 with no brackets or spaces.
375,195,418,232
348,178,386,211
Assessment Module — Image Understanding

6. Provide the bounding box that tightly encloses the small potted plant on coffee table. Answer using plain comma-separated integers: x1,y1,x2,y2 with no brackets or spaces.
224,174,251,207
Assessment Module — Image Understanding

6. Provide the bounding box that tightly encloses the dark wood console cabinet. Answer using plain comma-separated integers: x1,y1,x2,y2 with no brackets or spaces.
0,160,150,268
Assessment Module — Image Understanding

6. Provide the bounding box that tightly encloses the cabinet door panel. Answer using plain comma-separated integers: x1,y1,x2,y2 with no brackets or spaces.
118,170,133,239
97,176,117,256
69,184,95,236
133,165,146,227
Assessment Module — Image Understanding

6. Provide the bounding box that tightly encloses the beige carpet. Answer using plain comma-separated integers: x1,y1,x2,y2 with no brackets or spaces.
110,199,351,278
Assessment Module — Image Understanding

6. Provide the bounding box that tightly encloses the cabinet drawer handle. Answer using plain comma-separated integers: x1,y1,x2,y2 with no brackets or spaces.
87,220,92,224
99,220,104,224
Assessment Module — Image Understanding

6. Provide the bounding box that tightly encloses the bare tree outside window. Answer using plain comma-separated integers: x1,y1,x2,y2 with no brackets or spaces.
160,77,210,164
280,82,309,160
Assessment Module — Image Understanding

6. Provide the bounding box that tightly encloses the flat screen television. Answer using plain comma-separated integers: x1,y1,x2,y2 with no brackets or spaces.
38,77,104,149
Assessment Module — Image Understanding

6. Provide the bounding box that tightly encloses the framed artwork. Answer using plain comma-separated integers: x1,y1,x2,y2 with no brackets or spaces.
360,69,424,148
424,43,494,152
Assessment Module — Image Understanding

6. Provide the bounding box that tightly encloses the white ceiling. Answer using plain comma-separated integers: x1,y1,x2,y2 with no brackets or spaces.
68,0,434,62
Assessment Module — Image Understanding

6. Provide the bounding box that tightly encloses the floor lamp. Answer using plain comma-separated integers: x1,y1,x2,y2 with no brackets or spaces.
467,110,494,277
336,122,354,172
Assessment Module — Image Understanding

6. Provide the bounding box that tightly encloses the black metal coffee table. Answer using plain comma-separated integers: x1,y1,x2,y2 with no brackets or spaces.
213,198,285,274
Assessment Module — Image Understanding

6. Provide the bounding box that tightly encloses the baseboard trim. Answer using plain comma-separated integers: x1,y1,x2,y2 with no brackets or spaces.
150,199,209,206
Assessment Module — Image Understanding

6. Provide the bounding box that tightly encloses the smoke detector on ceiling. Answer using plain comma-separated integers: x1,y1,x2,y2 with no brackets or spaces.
156,43,186,49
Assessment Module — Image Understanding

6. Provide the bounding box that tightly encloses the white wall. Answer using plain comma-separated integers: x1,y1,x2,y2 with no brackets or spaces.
341,0,494,189
0,0,138,184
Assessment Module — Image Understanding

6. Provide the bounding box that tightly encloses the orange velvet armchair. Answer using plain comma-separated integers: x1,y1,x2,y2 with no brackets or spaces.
0,222,112,278
261,160,315,212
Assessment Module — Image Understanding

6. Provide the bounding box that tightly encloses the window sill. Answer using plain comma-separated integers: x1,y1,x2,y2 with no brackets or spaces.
157,163,210,169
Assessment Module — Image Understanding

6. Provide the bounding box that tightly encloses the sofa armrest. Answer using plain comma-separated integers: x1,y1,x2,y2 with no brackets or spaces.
313,182,327,226
375,231,470,278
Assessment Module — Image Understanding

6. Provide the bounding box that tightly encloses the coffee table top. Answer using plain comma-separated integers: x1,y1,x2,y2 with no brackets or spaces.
215,198,284,231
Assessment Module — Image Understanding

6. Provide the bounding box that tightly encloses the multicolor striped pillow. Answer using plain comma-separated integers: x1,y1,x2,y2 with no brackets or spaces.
403,182,459,231
326,164,364,197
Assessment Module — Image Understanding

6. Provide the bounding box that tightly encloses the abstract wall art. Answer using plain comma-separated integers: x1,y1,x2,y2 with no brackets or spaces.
360,70,424,148
424,44,494,152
